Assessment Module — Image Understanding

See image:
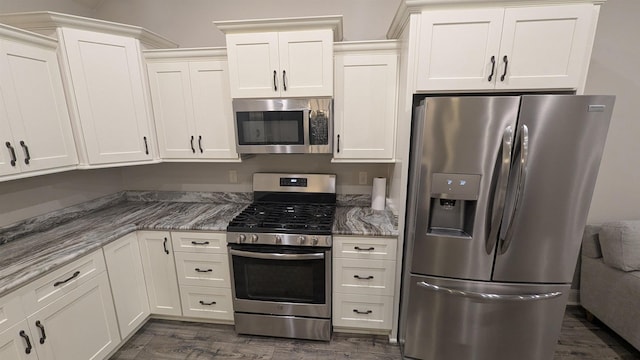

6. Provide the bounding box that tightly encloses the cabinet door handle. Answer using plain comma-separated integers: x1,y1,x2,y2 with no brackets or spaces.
53,271,80,287
273,70,278,91
353,309,373,315
19,141,30,165
198,135,203,153
337,134,340,153
353,275,374,280
488,55,496,81
5,142,17,167
354,246,375,251
191,241,210,245
19,330,32,354
143,136,149,155
190,135,195,153
35,320,46,344
282,70,287,91
199,300,217,306
500,55,509,81
163,237,169,254
195,268,213,273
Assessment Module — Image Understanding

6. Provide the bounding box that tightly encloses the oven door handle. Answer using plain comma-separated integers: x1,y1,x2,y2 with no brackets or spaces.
229,248,325,260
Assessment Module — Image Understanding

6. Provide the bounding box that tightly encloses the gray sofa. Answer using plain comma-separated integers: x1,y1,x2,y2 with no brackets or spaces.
580,222,640,351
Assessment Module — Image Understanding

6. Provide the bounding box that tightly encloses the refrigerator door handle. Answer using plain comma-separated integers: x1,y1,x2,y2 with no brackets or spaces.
500,124,529,254
417,281,562,302
486,125,514,254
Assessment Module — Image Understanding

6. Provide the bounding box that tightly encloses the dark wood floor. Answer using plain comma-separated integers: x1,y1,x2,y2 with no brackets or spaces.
110,306,640,359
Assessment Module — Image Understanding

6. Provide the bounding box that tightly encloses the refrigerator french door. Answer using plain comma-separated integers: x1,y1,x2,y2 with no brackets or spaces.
401,95,615,360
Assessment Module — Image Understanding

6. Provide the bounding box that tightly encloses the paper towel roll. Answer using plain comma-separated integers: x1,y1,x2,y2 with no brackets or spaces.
371,177,386,210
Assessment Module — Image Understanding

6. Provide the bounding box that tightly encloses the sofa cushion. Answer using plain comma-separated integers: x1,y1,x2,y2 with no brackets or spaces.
600,221,640,272
582,225,602,258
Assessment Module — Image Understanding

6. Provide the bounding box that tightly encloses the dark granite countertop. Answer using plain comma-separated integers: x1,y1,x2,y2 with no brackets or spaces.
0,191,398,297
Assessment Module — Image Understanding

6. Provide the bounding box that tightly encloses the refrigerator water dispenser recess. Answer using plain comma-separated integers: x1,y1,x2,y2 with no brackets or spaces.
428,173,481,238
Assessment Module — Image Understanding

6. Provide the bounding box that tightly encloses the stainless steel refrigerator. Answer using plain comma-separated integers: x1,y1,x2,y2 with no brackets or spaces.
400,95,615,360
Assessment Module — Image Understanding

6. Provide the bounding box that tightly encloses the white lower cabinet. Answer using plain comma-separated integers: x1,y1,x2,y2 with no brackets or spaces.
172,231,233,322
0,320,37,360
103,233,150,339
332,236,397,331
137,231,182,316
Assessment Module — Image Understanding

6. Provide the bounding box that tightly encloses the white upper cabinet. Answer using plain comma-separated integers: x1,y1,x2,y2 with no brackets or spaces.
0,25,77,179
416,3,596,91
333,42,399,162
146,49,239,161
216,16,342,98
0,12,177,168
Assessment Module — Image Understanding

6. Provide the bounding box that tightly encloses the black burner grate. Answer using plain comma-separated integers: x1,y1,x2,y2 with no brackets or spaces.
227,202,336,235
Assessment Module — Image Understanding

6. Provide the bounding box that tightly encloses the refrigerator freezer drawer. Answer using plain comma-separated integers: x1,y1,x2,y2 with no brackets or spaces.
403,274,569,360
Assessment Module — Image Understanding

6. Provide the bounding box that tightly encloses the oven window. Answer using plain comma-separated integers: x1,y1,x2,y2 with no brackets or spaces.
236,111,304,145
232,250,326,304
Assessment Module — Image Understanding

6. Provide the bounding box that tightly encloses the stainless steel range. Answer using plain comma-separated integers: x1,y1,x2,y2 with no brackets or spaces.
227,173,336,341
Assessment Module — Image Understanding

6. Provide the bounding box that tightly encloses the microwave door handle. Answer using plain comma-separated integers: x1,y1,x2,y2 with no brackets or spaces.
303,109,311,146
229,248,325,260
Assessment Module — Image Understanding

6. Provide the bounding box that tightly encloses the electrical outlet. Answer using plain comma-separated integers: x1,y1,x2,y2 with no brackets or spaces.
229,170,238,184
358,172,367,185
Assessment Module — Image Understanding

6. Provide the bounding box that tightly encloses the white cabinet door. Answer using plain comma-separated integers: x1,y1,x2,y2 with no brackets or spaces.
0,321,36,360
226,30,333,98
189,61,239,159
226,32,280,98
0,95,20,177
61,28,153,165
278,30,333,97
416,8,503,91
147,62,197,159
496,4,593,90
27,272,120,360
148,60,239,160
137,231,182,316
0,37,77,175
334,53,398,161
103,233,150,339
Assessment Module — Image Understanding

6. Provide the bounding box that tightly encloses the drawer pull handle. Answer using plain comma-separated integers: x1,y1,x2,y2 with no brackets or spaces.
19,330,32,354
199,300,217,306
143,136,149,155
354,246,375,251
195,268,213,273
5,142,17,166
19,141,30,165
163,237,169,255
35,321,46,344
53,271,80,287
191,241,210,245
353,309,372,315
353,275,374,280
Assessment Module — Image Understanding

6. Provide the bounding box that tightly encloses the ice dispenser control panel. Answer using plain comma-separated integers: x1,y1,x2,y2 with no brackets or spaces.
431,173,481,200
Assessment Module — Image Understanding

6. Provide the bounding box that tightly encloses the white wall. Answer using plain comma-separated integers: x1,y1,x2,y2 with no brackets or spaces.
94,0,401,47
0,168,123,227
0,0,95,16
585,0,640,223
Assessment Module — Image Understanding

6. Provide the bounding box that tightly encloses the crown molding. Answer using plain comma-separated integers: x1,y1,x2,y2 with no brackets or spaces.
214,15,343,41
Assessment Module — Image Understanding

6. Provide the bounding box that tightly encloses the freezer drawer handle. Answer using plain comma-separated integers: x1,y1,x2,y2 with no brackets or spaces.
353,275,374,280
417,281,562,302
353,309,373,315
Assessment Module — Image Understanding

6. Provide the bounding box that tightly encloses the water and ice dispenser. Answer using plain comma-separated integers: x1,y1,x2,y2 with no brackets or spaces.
427,173,481,238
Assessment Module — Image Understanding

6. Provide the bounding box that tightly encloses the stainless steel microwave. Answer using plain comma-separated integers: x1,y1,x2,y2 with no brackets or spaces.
232,98,332,154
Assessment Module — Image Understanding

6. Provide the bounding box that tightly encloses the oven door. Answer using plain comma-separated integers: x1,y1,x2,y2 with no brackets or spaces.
229,244,331,319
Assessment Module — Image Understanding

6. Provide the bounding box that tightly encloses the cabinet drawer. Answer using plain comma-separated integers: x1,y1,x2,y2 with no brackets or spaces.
333,236,397,260
22,250,106,314
333,293,393,330
179,286,233,321
174,252,230,288
171,231,227,253
334,258,395,296
0,294,23,334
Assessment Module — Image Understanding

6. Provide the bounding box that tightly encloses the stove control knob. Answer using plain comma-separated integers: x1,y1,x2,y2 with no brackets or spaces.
298,236,307,245
312,237,319,246
275,235,282,244
238,234,246,243
251,234,259,243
